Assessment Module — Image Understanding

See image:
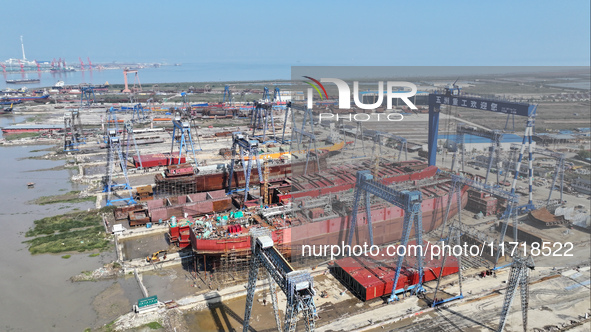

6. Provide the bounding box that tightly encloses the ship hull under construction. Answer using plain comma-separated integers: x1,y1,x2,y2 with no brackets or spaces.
190,178,468,256
155,155,326,195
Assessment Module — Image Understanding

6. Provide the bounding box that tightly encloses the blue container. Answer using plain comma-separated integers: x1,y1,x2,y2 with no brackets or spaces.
146,223,152,228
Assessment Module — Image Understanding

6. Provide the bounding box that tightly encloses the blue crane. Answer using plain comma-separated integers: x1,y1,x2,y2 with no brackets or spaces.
103,107,120,144
243,228,317,332
262,86,270,101
227,132,263,206
102,121,135,206
251,101,276,142
348,170,424,301
223,85,232,104
131,103,148,123
170,112,198,166
273,87,281,102
80,86,95,108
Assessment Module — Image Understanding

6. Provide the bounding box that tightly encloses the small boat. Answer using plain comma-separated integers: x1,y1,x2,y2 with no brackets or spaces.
27,182,35,188
6,78,40,84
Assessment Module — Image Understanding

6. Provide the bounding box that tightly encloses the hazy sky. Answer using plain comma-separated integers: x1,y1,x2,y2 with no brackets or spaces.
2,0,589,66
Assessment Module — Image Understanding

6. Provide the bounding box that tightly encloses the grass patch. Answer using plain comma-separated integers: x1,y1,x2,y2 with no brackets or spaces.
61,254,71,259
145,322,163,329
3,132,41,141
104,320,115,332
24,225,110,254
89,253,100,257
25,210,102,237
23,209,112,255
31,190,95,205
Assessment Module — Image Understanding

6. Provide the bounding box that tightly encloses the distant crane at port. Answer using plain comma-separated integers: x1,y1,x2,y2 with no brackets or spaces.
79,57,85,71
20,36,27,61
87,57,92,70
243,228,317,332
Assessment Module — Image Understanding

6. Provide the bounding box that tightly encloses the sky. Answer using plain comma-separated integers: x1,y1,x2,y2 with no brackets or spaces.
1,0,589,67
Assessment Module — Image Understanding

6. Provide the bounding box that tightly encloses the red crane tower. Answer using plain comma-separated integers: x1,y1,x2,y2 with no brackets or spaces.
87,57,92,70
79,57,85,71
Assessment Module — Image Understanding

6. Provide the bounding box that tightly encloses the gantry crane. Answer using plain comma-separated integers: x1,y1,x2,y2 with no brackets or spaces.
251,101,276,142
281,101,293,144
348,170,425,301
131,103,148,123
170,112,198,166
290,106,320,175
263,159,270,206
427,92,537,214
80,86,95,108
440,172,519,270
223,85,233,104
262,86,270,101
244,228,317,332
497,255,535,332
509,143,566,205
63,110,84,152
102,121,135,206
352,121,366,155
451,123,503,184
122,68,141,93
122,121,143,169
273,87,281,103
227,132,263,206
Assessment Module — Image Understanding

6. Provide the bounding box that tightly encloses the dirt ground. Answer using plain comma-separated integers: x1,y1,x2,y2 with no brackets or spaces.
92,282,133,329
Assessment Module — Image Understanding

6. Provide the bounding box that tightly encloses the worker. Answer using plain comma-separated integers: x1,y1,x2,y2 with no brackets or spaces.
262,299,267,306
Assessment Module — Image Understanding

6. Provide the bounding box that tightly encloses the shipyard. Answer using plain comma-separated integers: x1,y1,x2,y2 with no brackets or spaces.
1,2,590,332
2,66,589,332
